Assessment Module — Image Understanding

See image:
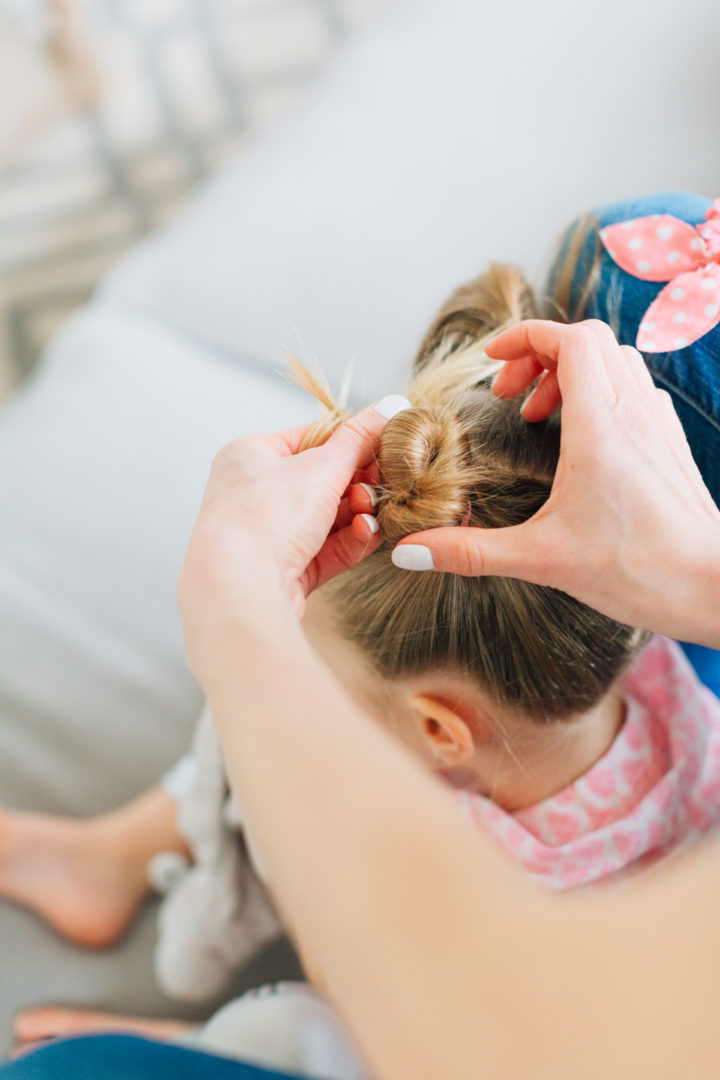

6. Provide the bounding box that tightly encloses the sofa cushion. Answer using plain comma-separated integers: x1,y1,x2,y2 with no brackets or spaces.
102,0,720,402
0,308,309,1048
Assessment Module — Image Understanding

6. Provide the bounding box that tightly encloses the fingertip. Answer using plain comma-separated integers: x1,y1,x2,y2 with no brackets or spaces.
393,527,492,577
351,513,379,540
484,329,511,358
490,355,545,401
519,390,540,421
348,483,378,513
490,367,510,397
353,462,381,488
519,371,561,422
391,543,435,571
374,394,412,421
359,513,379,535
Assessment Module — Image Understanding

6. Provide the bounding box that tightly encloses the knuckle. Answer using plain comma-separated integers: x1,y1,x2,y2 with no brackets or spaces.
326,416,367,459
581,318,614,339
213,439,239,465
211,438,257,485
567,324,595,349
213,437,250,468
340,418,368,448
452,532,485,577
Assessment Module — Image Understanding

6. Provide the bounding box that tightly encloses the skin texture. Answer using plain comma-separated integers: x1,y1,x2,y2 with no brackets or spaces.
0,593,623,971
174,324,720,1080
5,613,625,1054
385,321,720,647
192,615,720,1080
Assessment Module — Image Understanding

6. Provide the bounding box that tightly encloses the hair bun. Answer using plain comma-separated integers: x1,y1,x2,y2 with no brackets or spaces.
377,405,473,544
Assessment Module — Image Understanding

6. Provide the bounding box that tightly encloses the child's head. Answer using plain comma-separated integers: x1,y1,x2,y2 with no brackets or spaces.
301,262,648,809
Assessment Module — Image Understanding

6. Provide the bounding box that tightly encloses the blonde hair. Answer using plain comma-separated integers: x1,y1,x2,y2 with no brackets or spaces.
297,262,646,722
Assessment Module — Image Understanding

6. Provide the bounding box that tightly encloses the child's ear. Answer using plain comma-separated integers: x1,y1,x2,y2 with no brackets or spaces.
409,693,475,768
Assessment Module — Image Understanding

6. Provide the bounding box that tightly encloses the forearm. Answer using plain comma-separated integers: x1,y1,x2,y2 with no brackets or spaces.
204,603,720,1080
649,511,720,648
203,607,551,1080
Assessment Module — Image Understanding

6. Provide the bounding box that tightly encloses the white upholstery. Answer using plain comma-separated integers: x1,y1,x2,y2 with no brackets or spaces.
0,311,309,1041
102,0,720,402
2,0,719,1054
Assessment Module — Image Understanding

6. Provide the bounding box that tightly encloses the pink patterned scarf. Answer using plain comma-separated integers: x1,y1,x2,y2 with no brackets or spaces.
456,636,720,890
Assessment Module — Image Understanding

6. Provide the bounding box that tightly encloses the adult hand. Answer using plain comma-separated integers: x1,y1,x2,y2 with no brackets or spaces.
177,395,410,666
387,320,720,645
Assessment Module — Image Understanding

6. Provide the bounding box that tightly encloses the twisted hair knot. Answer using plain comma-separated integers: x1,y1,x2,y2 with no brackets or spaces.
376,405,474,544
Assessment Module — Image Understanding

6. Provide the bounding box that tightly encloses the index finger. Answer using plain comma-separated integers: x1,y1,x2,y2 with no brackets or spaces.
486,319,570,366
488,321,616,417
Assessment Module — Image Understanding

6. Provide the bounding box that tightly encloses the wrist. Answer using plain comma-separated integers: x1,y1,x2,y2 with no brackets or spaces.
619,509,720,647
179,533,299,688
189,598,303,696
686,534,720,648
663,519,720,648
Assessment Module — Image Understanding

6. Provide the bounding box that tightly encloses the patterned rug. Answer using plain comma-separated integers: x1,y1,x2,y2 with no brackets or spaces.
0,0,382,398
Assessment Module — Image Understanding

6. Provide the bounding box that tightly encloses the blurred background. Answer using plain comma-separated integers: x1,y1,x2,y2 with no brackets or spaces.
0,0,382,398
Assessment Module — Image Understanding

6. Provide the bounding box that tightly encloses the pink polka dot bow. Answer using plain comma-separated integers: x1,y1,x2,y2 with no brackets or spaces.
599,199,720,352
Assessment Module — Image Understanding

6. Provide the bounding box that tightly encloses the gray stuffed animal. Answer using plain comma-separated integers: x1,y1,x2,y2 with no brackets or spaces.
152,706,282,1001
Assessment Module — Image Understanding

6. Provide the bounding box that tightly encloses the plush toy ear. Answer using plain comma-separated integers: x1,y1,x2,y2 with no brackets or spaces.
410,693,476,768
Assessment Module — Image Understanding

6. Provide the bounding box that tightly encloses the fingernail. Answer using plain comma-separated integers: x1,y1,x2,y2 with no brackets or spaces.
359,513,379,534
391,544,434,571
358,483,378,507
375,394,412,421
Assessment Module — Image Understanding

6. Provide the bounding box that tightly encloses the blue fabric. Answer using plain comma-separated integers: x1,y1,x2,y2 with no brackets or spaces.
678,642,720,700
548,190,720,507
548,190,720,695
0,1034,304,1080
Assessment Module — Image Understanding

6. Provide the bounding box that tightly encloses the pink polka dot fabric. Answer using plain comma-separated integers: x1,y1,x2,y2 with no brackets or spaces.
599,199,720,352
455,636,720,891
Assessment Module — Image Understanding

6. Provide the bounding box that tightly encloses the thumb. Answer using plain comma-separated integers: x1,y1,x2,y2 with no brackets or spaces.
391,522,551,582
321,396,412,479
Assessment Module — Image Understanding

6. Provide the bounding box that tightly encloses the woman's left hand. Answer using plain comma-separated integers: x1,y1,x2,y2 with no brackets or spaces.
177,396,409,658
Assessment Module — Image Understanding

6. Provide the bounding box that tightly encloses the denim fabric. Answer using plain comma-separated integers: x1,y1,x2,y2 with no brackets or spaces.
546,190,720,507
0,1034,304,1080
546,190,720,694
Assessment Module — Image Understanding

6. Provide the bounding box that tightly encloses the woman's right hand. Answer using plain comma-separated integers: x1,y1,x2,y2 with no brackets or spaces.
386,320,720,646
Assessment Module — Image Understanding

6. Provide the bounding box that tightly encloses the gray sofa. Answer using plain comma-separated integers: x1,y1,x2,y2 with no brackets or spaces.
2,0,719,1056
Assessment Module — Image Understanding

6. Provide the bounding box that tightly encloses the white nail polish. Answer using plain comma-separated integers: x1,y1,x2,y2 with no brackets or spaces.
375,394,412,420
358,483,378,507
391,544,435,571
359,513,379,534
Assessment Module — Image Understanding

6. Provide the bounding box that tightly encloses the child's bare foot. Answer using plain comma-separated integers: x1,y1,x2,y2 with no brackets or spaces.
13,1006,192,1056
0,809,152,947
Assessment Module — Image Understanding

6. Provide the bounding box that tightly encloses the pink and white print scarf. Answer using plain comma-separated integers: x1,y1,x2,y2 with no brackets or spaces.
456,636,720,890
